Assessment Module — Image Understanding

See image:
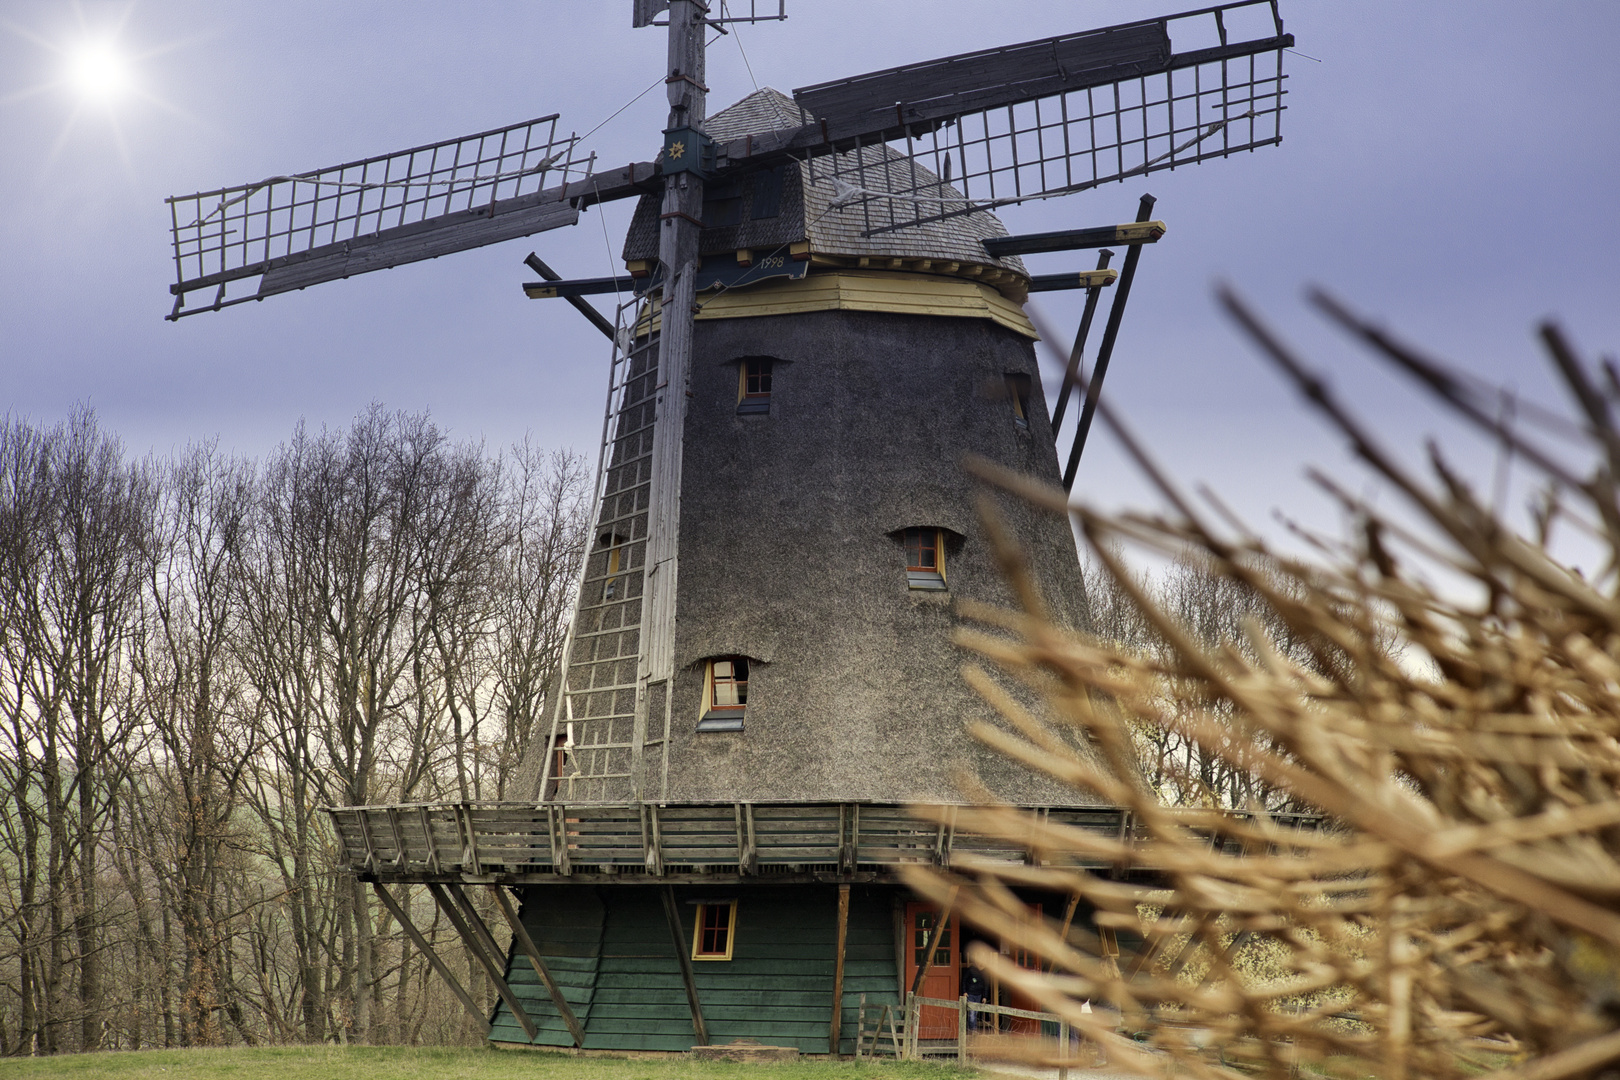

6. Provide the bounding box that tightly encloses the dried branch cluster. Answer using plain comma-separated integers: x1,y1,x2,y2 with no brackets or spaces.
912,295,1620,1080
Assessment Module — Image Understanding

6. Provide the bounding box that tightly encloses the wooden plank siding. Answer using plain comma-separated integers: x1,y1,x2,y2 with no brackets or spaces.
490,884,902,1053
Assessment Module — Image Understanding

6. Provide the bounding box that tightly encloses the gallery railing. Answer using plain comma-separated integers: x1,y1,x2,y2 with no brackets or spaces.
325,800,1324,882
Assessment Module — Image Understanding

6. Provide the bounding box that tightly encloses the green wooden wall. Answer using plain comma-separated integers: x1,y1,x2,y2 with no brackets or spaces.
489,883,902,1053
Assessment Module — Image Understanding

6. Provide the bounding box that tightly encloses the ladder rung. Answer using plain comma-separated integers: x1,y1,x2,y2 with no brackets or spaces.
566,679,640,693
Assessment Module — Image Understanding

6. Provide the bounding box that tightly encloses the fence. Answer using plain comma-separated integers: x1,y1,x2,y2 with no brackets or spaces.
858,991,1088,1075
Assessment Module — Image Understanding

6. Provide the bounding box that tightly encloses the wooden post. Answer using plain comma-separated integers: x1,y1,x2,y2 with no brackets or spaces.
429,883,538,1042
369,882,490,1037
830,883,851,1057
856,993,867,1059
957,993,968,1064
1053,894,1081,971
1099,924,1122,981
904,991,915,1059
1059,1018,1070,1080
488,885,586,1048
660,886,709,1045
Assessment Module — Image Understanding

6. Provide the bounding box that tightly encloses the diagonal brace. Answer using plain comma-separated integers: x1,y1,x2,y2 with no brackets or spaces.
489,886,587,1047
369,882,490,1037
429,883,539,1042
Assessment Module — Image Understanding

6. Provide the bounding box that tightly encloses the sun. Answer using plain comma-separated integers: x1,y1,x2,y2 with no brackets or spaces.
65,40,132,104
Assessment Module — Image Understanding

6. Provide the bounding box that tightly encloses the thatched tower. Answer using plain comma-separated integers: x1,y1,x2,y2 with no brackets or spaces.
464,89,1106,1053
517,88,1094,811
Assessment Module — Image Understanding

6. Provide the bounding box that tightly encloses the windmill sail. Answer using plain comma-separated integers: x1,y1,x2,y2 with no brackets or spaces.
713,0,1291,237
164,114,622,318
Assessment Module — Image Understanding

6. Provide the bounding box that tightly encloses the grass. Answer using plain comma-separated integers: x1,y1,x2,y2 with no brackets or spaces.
0,1045,984,1080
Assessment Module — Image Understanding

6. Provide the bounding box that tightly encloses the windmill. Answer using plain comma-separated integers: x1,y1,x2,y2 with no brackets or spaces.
168,0,1294,1054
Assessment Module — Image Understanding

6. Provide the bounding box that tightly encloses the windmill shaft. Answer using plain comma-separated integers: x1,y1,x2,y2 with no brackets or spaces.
636,0,709,797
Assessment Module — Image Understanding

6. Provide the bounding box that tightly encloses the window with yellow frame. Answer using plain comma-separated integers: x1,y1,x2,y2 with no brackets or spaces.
903,527,947,591
1004,372,1032,429
692,901,737,960
736,357,774,415
698,657,749,732
599,532,628,601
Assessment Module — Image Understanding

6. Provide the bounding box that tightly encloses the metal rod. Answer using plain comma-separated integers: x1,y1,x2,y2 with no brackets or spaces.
524,253,618,340
1064,192,1157,491
1050,248,1115,435
489,886,587,1047
661,886,709,1044
370,883,490,1037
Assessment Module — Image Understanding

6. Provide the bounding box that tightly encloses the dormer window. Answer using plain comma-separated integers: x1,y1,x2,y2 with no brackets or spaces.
737,358,773,415
904,528,947,591
598,532,629,601
699,657,749,731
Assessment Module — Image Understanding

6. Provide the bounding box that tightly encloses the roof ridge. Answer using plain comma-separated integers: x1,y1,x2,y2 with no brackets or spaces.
703,87,803,142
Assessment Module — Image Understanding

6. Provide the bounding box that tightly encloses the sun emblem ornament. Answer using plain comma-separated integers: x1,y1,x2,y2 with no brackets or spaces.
660,127,714,177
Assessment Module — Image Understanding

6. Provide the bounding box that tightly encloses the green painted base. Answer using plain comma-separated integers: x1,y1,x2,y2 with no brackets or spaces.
489,883,903,1054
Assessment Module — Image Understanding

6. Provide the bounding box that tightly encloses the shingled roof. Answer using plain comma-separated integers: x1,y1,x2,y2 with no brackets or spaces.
622,88,1028,282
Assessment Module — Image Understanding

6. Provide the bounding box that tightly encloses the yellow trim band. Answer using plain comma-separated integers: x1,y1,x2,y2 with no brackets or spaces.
638,269,1038,339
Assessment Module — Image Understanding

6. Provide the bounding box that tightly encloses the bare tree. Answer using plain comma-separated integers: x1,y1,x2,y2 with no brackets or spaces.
0,404,590,1054
121,444,259,1045
489,442,589,798
1083,550,1316,811
0,409,155,1051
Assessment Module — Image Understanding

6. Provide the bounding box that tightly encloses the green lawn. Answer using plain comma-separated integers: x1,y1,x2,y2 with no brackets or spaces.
0,1046,982,1080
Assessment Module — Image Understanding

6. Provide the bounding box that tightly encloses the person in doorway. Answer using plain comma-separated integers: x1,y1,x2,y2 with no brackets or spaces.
961,964,989,1031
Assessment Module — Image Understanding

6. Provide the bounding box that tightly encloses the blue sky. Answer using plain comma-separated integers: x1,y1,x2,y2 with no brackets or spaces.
2,1,1616,553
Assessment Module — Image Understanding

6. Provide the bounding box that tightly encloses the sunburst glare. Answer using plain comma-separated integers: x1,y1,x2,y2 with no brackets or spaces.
66,40,132,104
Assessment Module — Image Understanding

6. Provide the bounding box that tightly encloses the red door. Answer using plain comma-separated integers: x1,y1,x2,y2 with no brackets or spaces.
904,903,961,1039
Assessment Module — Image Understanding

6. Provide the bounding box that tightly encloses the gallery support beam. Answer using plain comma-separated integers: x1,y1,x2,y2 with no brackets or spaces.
909,887,959,999
661,886,709,1045
489,885,587,1048
369,883,491,1037
429,883,539,1043
830,884,851,1056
